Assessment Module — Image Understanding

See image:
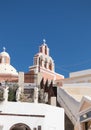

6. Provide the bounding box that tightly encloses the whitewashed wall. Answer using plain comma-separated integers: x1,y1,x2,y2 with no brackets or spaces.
0,102,64,130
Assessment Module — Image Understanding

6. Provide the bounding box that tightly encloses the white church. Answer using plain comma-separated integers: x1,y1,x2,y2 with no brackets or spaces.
0,43,65,130
0,85,64,130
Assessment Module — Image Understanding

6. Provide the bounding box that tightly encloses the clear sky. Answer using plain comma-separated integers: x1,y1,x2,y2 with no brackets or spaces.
0,0,91,77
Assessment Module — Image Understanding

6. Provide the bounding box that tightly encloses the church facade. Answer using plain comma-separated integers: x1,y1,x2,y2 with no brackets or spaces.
24,40,64,84
0,40,64,85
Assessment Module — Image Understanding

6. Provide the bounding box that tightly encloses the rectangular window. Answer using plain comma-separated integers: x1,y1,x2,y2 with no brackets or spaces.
38,125,41,130
33,128,37,130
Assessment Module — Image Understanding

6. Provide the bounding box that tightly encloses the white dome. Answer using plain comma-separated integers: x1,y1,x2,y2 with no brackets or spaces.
0,51,10,58
0,64,18,76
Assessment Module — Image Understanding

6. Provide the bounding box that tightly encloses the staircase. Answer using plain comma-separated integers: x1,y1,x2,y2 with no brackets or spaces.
57,87,79,125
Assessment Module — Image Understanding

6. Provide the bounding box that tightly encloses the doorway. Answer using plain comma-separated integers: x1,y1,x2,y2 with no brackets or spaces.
10,123,31,130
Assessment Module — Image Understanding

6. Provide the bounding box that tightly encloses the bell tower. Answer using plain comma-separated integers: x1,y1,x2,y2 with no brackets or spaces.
39,39,49,56
25,39,64,84
33,39,55,72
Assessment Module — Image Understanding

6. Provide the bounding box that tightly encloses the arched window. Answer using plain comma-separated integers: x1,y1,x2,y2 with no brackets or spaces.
45,46,47,55
34,57,37,65
44,58,47,68
10,123,31,130
2,57,6,63
0,58,1,63
40,46,42,53
49,60,52,70
39,56,43,67
39,57,41,66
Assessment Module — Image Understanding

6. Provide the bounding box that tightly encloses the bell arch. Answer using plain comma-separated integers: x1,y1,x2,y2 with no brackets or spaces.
44,58,48,69
10,123,31,130
49,60,53,71
39,55,43,67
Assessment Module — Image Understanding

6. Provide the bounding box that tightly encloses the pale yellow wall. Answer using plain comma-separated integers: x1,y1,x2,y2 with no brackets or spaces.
79,101,91,112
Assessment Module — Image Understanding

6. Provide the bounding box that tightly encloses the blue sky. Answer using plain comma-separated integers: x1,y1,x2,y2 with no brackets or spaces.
0,0,91,77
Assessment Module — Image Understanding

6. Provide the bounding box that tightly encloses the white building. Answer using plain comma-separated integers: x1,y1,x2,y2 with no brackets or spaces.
56,69,91,86
0,100,64,130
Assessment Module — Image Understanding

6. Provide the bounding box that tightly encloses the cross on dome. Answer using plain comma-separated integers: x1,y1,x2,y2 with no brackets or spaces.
3,47,6,52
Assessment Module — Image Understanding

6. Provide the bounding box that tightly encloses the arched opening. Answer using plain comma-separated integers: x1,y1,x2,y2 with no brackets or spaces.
44,58,48,69
49,61,52,71
39,56,43,67
0,58,1,63
10,123,31,130
45,46,47,55
34,57,37,65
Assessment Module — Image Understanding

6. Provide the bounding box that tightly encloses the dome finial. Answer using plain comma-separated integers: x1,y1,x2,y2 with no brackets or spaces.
3,47,6,52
